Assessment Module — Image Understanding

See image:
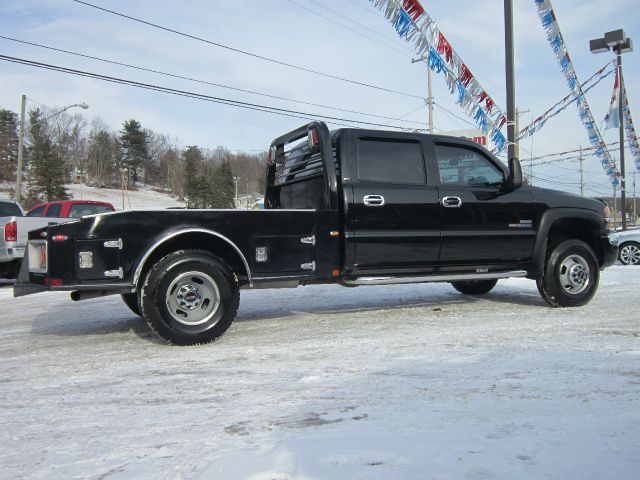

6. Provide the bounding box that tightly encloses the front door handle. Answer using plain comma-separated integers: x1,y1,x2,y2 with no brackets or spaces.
363,195,385,207
442,196,462,208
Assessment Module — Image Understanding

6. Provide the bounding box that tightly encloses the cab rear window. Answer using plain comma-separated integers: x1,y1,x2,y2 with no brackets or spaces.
68,204,114,218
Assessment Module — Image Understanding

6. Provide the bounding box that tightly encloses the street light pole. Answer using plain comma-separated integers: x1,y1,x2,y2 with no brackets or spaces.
617,50,627,229
14,97,89,205
590,29,633,230
15,95,26,205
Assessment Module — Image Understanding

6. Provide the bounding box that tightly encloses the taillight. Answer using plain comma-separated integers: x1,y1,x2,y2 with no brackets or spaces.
4,220,17,242
308,128,319,150
267,145,277,164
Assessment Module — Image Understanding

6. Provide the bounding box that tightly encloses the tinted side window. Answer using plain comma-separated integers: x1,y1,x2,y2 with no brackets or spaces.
435,144,504,186
27,205,46,217
358,139,426,185
46,204,63,217
0,202,22,216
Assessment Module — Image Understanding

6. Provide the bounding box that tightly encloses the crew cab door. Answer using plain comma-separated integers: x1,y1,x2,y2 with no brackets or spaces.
433,140,537,264
346,133,440,271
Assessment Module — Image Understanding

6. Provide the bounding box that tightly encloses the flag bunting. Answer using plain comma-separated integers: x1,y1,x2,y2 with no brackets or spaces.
534,0,621,186
368,0,507,152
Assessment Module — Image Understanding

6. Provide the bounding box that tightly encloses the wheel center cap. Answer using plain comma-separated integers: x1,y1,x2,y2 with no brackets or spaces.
176,284,202,310
570,265,586,284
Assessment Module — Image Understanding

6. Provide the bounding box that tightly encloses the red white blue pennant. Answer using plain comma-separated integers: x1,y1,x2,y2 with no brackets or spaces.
368,0,507,152
534,0,621,186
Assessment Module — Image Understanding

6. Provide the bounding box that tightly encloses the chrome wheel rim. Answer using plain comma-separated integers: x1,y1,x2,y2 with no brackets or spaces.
165,271,220,325
620,244,640,265
558,254,590,295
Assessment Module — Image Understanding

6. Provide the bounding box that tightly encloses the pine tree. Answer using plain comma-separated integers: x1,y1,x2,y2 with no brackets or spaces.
26,109,68,206
213,160,236,209
0,109,19,182
119,119,149,185
182,146,204,208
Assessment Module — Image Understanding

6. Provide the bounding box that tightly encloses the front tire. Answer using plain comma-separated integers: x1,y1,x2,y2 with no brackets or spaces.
619,241,640,265
451,279,498,295
536,239,599,307
140,250,239,345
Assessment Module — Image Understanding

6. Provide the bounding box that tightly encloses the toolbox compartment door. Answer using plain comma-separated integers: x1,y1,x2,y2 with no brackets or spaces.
76,239,122,281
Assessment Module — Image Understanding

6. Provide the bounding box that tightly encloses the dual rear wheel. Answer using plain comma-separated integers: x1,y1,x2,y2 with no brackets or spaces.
122,250,239,345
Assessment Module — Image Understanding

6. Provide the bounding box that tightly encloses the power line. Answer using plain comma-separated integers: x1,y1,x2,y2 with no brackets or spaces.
286,0,413,57
306,0,413,51
72,0,425,100
0,35,427,126
0,54,428,131
346,0,381,18
433,101,478,130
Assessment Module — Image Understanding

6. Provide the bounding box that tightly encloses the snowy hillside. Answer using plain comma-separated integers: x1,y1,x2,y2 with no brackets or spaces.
1,183,186,210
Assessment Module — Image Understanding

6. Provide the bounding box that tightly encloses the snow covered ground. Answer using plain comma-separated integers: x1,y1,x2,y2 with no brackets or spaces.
1,267,639,479
1,183,186,210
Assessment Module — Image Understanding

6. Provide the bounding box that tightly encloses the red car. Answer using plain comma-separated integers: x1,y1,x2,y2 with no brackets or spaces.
26,200,115,218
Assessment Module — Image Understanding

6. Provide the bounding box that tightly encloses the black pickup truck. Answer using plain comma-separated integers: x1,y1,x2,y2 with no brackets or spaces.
15,121,618,345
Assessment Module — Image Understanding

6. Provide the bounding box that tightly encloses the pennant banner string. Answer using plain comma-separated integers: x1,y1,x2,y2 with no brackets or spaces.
622,80,640,172
519,62,615,139
534,0,621,186
368,0,508,152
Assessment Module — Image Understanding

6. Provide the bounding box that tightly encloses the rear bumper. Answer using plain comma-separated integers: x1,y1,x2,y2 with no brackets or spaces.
602,233,619,269
0,245,25,262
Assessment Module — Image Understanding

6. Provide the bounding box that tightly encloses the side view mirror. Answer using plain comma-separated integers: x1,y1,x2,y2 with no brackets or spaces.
507,157,523,190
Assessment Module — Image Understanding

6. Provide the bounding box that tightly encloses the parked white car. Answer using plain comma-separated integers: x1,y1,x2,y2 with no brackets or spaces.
616,229,640,265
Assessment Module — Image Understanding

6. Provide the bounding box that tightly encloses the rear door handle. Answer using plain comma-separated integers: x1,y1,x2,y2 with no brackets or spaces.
442,196,462,208
363,195,385,207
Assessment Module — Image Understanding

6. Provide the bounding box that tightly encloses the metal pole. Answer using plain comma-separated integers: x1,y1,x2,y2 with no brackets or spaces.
427,67,434,133
618,49,627,230
613,184,617,229
515,108,520,159
633,172,637,225
579,146,584,197
16,94,26,205
504,0,518,162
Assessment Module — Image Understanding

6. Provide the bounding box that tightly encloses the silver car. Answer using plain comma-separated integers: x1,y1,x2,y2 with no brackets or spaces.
616,229,640,265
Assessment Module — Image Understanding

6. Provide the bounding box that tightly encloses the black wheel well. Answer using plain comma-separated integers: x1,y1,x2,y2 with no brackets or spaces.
136,232,250,290
547,218,602,262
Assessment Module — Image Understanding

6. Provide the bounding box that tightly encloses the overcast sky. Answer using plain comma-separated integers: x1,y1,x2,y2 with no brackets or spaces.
1,0,639,197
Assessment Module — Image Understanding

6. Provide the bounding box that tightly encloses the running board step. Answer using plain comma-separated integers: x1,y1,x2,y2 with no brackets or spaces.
344,270,528,286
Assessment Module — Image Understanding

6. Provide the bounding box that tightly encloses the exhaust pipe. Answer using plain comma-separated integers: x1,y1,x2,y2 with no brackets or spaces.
70,289,121,301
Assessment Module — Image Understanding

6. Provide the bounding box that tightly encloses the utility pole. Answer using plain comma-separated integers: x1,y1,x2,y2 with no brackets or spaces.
504,0,518,165
427,67,434,133
16,94,26,205
411,55,434,133
633,172,637,225
613,184,618,229
579,146,584,197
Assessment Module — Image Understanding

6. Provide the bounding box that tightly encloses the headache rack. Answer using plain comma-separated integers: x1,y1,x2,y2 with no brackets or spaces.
274,144,337,186
266,121,339,211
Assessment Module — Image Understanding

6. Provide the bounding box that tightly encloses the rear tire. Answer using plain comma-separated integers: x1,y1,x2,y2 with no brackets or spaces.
121,292,141,317
536,239,599,307
451,279,498,295
140,250,239,346
618,241,640,265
